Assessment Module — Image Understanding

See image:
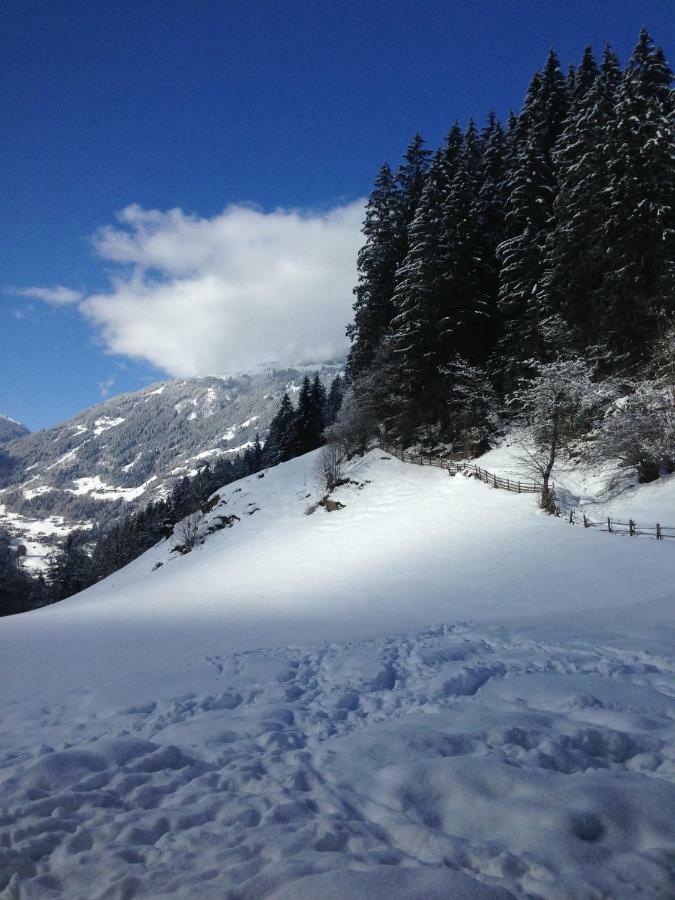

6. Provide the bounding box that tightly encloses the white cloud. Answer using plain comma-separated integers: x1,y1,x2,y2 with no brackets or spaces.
13,285,84,305
75,200,364,377
98,375,116,398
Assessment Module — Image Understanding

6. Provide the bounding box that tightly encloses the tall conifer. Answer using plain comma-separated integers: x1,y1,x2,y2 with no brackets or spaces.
600,29,675,366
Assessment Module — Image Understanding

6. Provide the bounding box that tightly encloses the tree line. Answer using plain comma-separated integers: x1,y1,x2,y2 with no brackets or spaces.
339,30,675,456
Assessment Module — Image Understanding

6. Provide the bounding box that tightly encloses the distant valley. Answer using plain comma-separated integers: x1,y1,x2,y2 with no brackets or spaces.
0,364,341,567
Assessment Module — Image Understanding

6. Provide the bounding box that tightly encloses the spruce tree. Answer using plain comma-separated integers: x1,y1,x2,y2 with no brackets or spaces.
497,143,557,384
325,375,345,426
497,50,569,388
600,29,675,367
262,393,297,466
310,373,327,433
570,46,599,110
0,531,32,615
251,433,264,471
395,133,432,227
530,49,570,157
295,375,324,453
47,533,91,602
388,148,456,435
347,164,406,378
539,46,621,352
437,126,495,372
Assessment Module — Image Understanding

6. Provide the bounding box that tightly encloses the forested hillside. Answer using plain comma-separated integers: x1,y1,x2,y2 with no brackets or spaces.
0,367,341,556
0,415,29,445
340,30,675,472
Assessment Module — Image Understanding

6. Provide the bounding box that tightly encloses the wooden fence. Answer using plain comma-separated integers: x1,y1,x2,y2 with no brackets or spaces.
562,508,675,540
379,440,673,541
379,441,544,494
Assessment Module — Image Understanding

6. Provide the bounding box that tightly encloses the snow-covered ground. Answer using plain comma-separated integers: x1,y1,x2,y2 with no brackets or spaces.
0,504,91,572
478,437,675,527
67,475,158,502
1,450,675,897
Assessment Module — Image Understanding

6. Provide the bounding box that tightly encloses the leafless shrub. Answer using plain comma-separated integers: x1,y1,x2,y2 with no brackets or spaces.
314,443,346,492
173,511,202,553
592,382,675,483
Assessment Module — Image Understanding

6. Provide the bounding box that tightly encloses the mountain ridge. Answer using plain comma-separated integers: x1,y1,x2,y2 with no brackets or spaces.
0,364,342,565
0,414,30,445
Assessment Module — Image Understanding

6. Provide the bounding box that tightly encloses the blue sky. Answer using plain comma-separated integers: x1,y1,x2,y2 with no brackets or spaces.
2,0,673,430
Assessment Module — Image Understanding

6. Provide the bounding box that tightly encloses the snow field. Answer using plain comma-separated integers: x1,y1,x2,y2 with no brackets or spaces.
1,449,675,897
478,438,675,527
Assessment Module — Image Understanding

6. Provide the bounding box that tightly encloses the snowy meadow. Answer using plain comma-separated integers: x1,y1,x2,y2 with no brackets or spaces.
1,450,675,897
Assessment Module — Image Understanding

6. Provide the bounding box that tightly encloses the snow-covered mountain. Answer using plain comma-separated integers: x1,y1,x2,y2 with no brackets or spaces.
0,365,341,565
0,414,29,444
1,447,675,897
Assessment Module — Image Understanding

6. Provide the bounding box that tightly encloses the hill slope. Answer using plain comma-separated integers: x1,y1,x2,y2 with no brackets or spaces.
0,414,29,444
0,365,340,566
1,449,675,897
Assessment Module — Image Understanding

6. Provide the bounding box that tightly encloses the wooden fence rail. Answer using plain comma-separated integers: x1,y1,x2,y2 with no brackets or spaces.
379,442,543,493
379,440,673,542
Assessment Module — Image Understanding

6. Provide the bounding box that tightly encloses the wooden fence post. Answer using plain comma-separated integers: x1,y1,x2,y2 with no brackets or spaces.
384,448,671,546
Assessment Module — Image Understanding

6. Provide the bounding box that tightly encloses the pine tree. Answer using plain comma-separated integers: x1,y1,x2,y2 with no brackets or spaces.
497,143,557,383
310,373,327,432
325,375,345,427
530,49,570,156
497,50,569,388
27,572,50,610
346,164,406,378
599,29,675,367
395,133,432,227
262,393,297,466
251,433,264,471
478,113,508,225
0,531,33,616
476,113,508,355
388,148,456,435
570,46,599,110
437,127,495,373
539,46,622,352
47,533,91,602
295,375,324,453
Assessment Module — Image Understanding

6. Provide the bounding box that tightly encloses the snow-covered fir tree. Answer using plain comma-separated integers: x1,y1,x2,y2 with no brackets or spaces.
600,29,675,368
263,393,298,466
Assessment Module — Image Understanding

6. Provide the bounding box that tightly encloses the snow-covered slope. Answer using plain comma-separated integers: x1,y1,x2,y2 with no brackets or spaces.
0,414,29,444
476,438,675,526
1,449,675,897
0,365,340,566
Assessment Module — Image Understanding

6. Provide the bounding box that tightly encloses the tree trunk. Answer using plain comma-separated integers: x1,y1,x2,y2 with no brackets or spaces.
540,418,558,513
